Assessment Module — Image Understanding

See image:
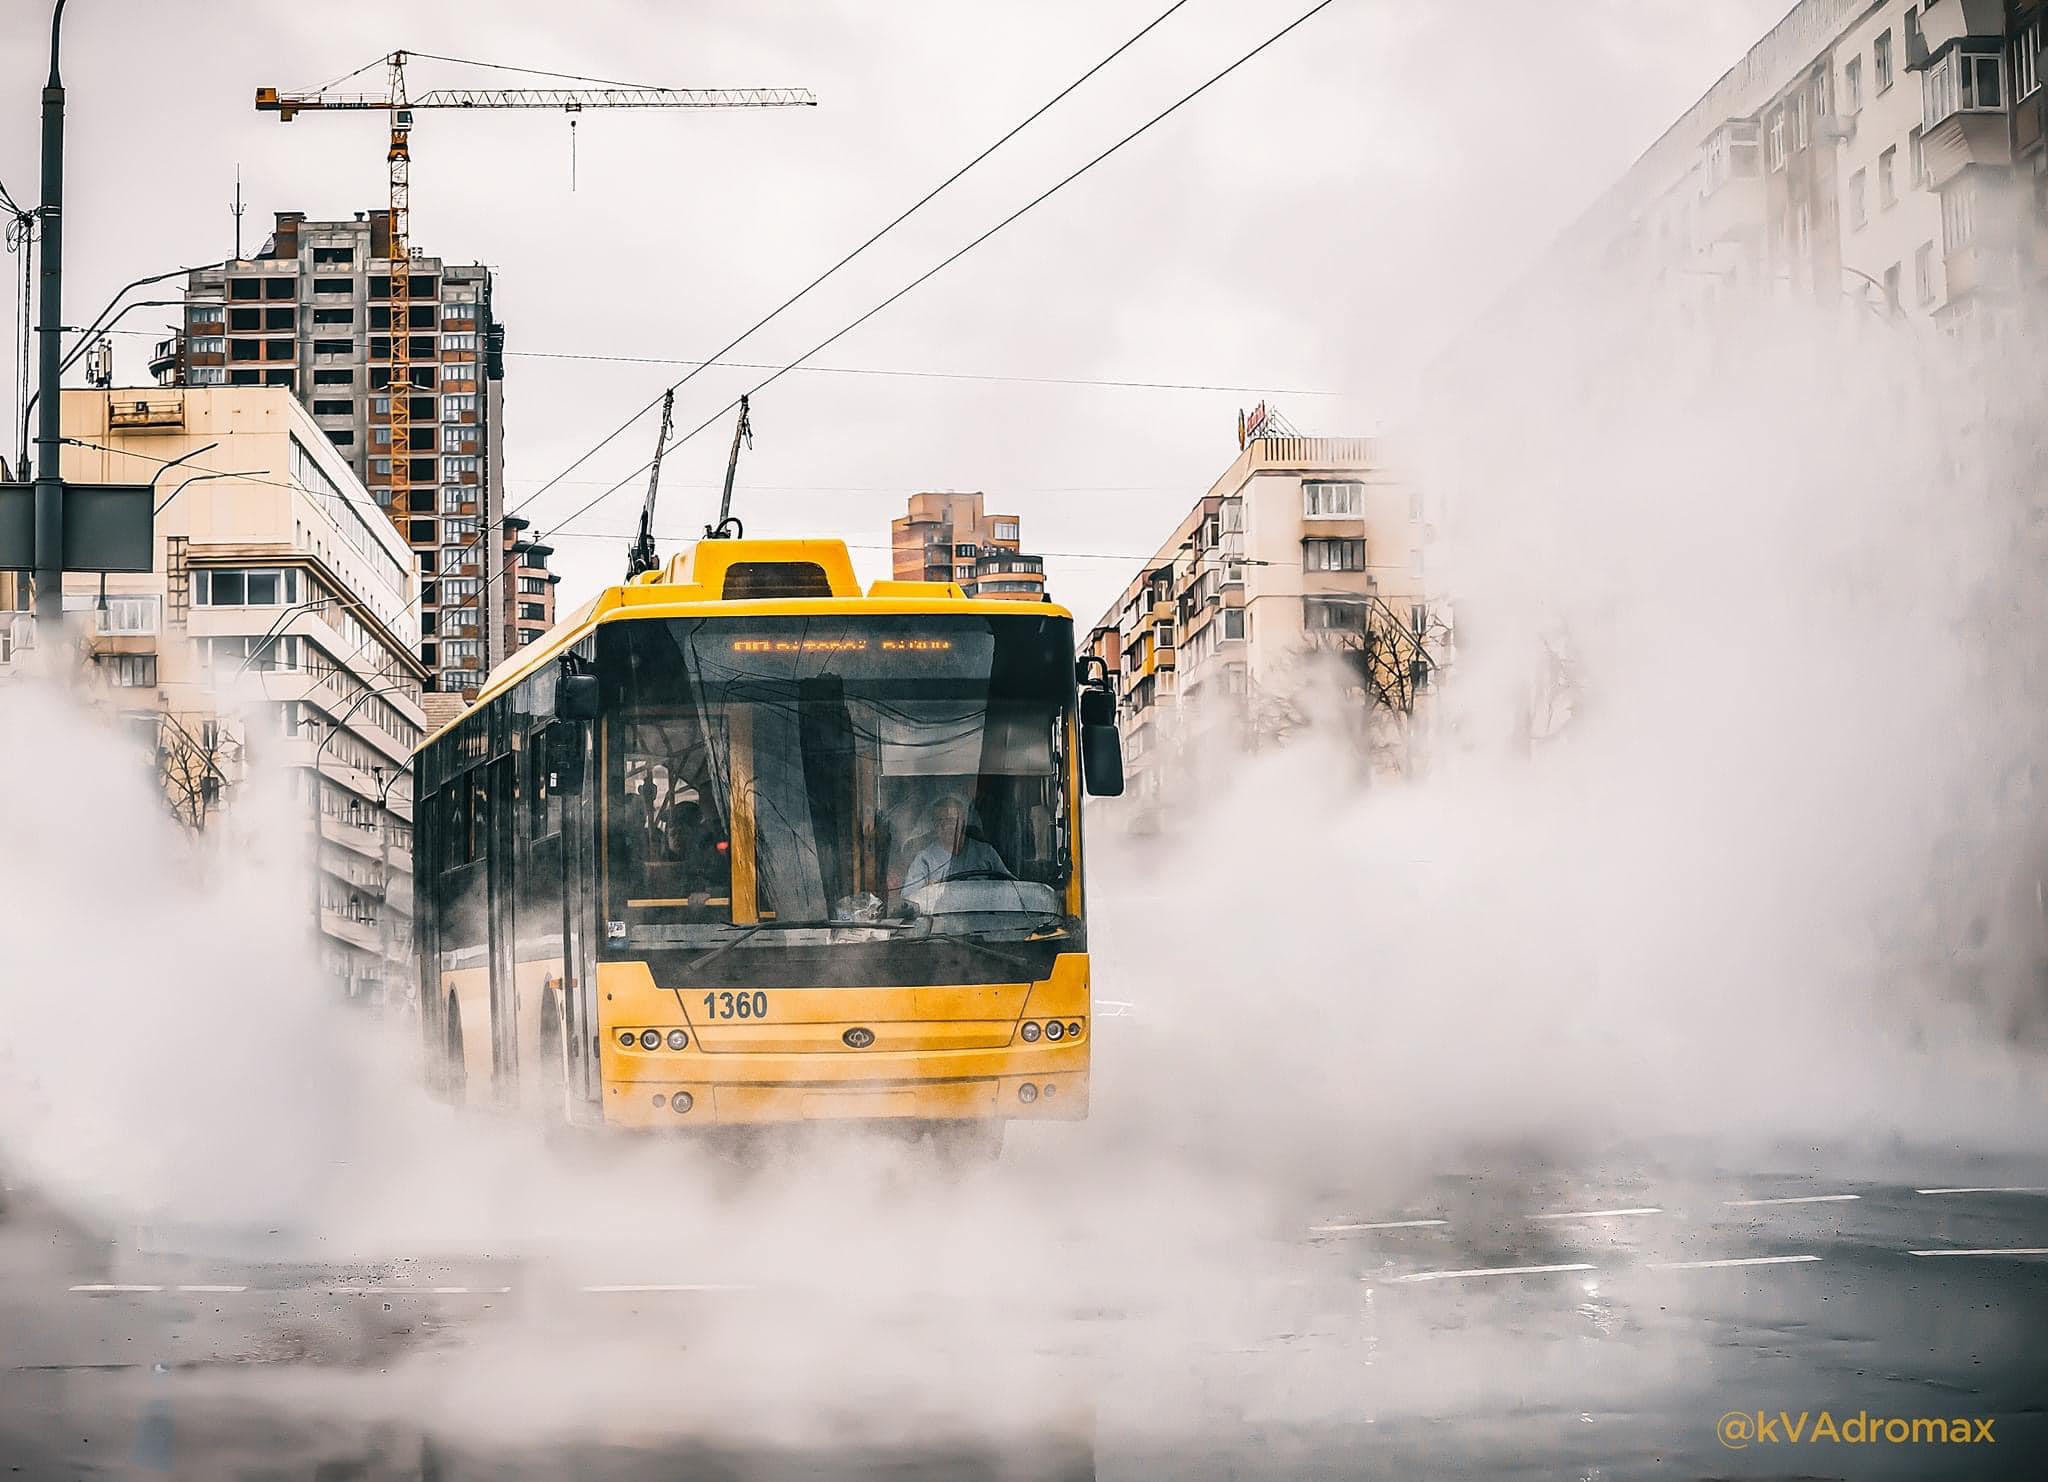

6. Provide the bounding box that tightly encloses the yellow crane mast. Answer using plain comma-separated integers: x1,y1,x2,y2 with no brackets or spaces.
256,50,814,534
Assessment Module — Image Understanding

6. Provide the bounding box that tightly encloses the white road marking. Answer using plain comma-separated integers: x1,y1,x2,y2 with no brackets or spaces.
347,1285,510,1294
175,1284,247,1293
1387,1262,1596,1284
1648,1255,1822,1271
69,1284,163,1293
1907,1248,2048,1258
1310,1219,1447,1233
1915,1186,2045,1196
580,1283,755,1293
1532,1206,1663,1221
1722,1194,1860,1206
431,1286,511,1294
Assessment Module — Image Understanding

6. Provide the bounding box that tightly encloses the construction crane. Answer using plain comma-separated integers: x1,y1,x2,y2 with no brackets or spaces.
256,50,814,530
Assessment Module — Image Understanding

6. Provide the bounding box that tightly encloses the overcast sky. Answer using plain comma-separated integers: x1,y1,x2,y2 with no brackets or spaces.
1,0,1790,626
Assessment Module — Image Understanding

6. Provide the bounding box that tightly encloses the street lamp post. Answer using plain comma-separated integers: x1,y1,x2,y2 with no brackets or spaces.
32,0,71,635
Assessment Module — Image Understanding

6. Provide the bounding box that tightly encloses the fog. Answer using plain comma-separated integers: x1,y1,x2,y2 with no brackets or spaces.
5,278,2048,1462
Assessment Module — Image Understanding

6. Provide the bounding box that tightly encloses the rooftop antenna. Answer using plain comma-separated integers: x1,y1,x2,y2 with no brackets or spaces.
706,394,751,540
232,167,245,260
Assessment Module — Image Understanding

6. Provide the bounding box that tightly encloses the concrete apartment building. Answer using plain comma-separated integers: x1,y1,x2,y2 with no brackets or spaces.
150,210,556,695
6,387,430,1002
1085,431,1432,805
890,492,1047,599
1498,0,2046,337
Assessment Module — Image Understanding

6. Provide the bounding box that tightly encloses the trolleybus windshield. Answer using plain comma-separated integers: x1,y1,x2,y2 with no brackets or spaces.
600,613,1074,954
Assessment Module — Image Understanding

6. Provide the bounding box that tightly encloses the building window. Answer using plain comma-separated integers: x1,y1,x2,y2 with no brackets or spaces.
229,278,261,301
442,543,476,573
188,367,226,385
1409,603,1429,638
1878,145,1897,208
519,576,548,595
312,398,352,417
1845,56,1863,113
1768,107,1786,169
327,429,354,448
312,368,352,387
1915,240,1937,303
1849,169,1868,228
312,307,354,326
1302,479,1364,518
1303,537,1365,571
442,515,478,542
229,339,260,361
441,640,480,666
1943,179,1978,251
441,332,478,351
193,567,299,607
2017,20,2043,102
1874,29,1893,93
1908,125,1925,188
312,246,354,266
1303,597,1366,633
440,577,479,606
99,653,156,688
993,520,1019,541
519,602,547,622
440,486,471,513
1925,47,2005,130
1220,607,1246,641
1792,89,1810,151
441,393,476,418
95,594,159,635
1883,261,1902,309
444,455,478,476
313,338,352,356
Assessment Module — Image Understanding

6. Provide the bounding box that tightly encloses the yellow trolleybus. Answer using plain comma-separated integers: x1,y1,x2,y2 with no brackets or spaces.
412,537,1123,1142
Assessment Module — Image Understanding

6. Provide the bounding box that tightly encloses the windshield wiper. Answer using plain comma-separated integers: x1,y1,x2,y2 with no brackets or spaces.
674,917,912,976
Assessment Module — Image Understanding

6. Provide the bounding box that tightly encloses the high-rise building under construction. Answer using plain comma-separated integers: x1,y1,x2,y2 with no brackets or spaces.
151,209,556,694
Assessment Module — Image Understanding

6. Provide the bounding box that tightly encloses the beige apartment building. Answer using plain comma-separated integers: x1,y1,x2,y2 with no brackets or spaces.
2,387,429,1001
1085,431,1436,806
891,491,1047,599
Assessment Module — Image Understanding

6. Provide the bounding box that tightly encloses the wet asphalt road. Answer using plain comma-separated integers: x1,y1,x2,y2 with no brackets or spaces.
3,1153,2047,1480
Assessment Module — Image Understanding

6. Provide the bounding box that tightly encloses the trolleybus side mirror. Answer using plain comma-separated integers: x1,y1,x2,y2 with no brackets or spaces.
1074,655,1123,796
557,672,601,722
1081,719,1124,797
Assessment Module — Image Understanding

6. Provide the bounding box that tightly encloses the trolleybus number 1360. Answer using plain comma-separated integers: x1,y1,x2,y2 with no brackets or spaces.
703,990,771,1021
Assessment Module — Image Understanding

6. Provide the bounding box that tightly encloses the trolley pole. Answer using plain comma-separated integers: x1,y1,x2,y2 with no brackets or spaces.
32,0,70,635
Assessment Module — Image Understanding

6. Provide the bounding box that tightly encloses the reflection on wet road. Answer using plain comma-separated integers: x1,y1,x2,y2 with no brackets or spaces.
5,1156,2046,1478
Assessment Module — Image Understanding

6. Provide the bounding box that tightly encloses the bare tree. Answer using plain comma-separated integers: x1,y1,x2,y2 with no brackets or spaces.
157,712,239,832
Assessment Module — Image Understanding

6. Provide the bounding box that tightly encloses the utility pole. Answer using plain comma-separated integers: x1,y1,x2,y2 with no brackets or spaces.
32,0,69,637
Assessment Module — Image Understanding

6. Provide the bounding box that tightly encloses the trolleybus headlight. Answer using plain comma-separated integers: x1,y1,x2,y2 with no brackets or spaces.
1045,1020,1064,1041
1020,1021,1041,1043
666,1029,688,1050
671,1091,694,1114
1043,1082,1057,1098
1018,1083,1038,1104
618,1030,636,1048
639,1029,660,1050
1067,1021,1082,1038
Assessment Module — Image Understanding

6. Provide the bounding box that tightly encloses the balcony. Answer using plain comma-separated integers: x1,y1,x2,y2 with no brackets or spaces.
1698,170,1766,243
1944,242,2018,298
1915,0,2006,60
320,909,382,954
1922,109,2011,191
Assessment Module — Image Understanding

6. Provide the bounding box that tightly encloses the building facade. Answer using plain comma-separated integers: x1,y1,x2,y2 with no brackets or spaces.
19,388,430,1002
1086,433,1434,806
150,210,552,694
890,491,1047,600
1502,0,2046,336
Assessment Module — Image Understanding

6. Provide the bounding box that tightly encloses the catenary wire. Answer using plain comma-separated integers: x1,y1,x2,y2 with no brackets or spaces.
528,0,1342,555
491,0,1195,536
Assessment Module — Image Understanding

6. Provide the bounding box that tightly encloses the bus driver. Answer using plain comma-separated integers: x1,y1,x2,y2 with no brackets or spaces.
900,795,1009,894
